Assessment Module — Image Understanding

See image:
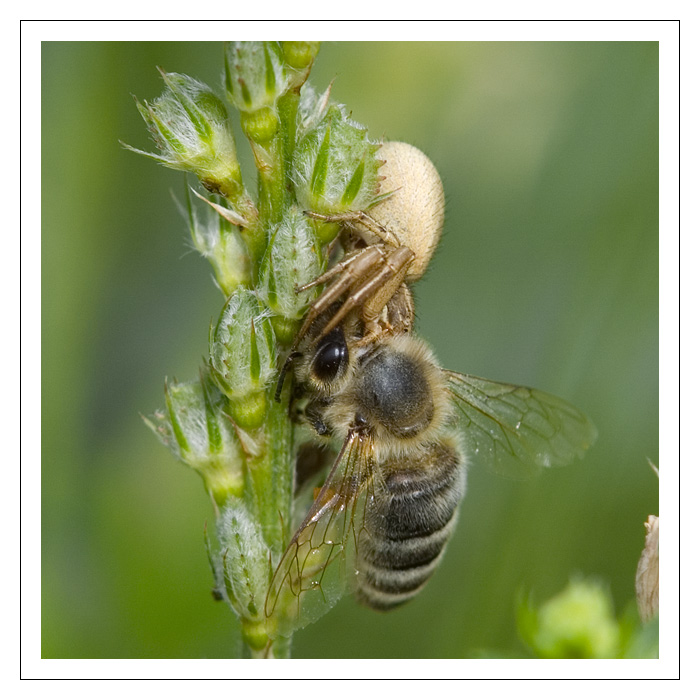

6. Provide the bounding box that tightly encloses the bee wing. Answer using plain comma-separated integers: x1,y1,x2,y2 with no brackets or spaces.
265,430,373,638
444,370,597,478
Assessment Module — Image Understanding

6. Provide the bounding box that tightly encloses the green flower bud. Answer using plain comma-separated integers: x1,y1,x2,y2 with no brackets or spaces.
184,186,251,295
518,579,621,658
292,104,383,216
240,106,279,144
124,70,244,199
144,370,245,504
281,42,321,91
209,289,277,429
217,499,271,646
281,41,320,70
259,208,323,344
224,42,288,113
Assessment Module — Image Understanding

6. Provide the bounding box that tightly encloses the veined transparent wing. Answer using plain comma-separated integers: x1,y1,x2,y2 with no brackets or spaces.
264,430,374,638
444,370,597,478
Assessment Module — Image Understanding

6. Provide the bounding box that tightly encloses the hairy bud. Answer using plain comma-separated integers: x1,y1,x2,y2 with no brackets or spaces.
144,370,245,504
209,288,277,429
125,70,244,199
259,208,323,343
292,104,383,218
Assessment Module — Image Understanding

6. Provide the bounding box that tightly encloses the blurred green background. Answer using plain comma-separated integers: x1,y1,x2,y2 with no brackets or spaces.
42,41,658,659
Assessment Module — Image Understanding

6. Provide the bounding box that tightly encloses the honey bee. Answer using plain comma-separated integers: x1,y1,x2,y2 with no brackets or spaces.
266,140,595,638
265,310,597,638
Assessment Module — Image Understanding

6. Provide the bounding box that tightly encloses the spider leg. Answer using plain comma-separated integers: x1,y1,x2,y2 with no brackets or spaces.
304,209,401,247
318,246,414,339
296,245,381,293
289,247,387,354
355,285,415,346
360,247,414,328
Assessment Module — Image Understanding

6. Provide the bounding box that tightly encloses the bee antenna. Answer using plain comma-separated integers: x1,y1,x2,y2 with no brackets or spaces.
275,351,301,402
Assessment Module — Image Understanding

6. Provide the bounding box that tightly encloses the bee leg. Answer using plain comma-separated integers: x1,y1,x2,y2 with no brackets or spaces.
305,397,333,437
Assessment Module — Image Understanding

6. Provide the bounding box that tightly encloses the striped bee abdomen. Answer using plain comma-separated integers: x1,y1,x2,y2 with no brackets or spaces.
356,441,465,611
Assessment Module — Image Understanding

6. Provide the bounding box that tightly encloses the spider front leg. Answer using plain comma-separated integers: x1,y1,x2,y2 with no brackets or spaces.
290,245,390,353
320,245,414,340
295,245,380,295
304,209,401,247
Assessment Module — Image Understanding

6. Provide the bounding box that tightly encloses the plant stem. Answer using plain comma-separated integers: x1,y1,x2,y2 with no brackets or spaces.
238,93,299,656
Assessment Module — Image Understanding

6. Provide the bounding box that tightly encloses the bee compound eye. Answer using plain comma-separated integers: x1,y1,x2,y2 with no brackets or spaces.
312,339,348,383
